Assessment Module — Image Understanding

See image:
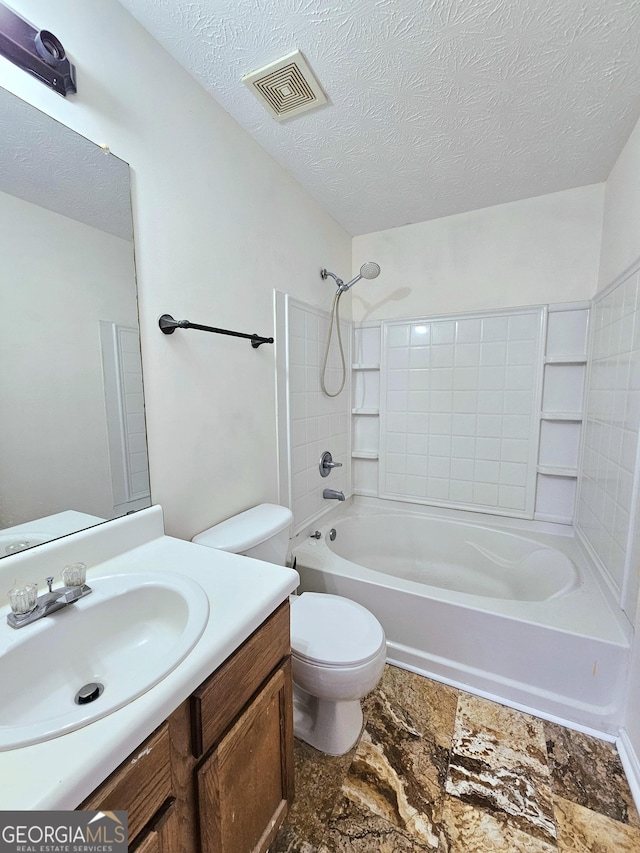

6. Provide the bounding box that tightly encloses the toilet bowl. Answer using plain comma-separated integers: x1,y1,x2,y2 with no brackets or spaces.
192,504,386,755
290,592,386,754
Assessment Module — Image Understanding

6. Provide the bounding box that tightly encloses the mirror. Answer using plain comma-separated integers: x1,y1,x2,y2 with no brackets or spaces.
0,86,150,557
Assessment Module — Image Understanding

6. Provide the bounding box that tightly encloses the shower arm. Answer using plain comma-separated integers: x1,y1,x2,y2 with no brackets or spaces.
158,314,274,348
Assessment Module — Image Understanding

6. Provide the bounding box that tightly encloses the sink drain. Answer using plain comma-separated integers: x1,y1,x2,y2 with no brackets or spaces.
74,682,104,705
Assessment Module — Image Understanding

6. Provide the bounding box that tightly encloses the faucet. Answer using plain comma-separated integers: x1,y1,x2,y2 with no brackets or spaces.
323,488,345,501
7,576,92,629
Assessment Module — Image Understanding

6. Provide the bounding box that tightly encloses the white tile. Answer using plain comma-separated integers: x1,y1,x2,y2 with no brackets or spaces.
432,321,455,344
452,391,478,413
429,434,451,456
501,438,530,463
474,459,500,484
482,316,509,341
387,347,410,369
410,323,431,345
411,367,438,389
456,318,482,343
480,342,507,366
476,437,501,460
407,412,429,433
428,368,453,390
407,454,429,476
500,461,528,487
406,433,427,455
449,480,474,502
427,478,450,499
479,366,506,390
450,457,474,480
429,413,452,434
409,346,430,368
499,484,526,510
451,435,476,458
452,413,476,436
508,313,539,341
477,414,503,437
387,324,411,347
455,343,480,366
431,345,454,368
473,482,499,506
453,367,479,390
429,456,450,478
408,390,429,412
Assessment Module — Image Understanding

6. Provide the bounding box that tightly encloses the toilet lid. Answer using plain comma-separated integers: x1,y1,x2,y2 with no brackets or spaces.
290,593,385,667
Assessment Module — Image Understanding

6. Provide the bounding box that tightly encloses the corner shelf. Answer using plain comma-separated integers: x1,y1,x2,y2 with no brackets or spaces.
540,411,583,422
352,363,380,371
351,450,379,460
537,464,578,477
352,408,379,416
544,355,587,365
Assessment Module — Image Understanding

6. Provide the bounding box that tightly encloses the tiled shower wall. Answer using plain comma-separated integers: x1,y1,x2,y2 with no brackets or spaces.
576,260,640,618
377,309,545,517
276,294,350,531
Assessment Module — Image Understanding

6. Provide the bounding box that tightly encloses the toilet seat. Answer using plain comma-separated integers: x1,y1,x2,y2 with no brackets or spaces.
291,593,385,668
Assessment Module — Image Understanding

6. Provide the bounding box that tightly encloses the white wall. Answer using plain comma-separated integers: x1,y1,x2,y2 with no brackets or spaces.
351,184,604,322
597,114,640,780
599,115,640,290
0,191,136,524
0,0,350,539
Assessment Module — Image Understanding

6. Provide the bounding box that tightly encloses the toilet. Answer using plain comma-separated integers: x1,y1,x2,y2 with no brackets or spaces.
192,503,386,755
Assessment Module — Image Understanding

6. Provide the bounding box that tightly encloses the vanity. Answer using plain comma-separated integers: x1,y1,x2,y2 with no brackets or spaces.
0,506,299,853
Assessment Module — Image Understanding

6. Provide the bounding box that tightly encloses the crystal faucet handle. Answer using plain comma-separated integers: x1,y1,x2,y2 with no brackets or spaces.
62,562,87,587
8,583,38,615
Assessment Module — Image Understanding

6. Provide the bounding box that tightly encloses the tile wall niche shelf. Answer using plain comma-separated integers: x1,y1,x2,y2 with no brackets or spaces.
544,355,587,364
540,412,582,421
537,464,579,477
534,304,589,522
352,324,382,498
534,511,574,525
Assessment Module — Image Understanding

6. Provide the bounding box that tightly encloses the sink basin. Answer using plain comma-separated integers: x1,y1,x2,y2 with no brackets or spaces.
0,571,209,750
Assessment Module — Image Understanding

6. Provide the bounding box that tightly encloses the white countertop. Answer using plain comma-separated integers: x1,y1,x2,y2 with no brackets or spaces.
0,506,299,809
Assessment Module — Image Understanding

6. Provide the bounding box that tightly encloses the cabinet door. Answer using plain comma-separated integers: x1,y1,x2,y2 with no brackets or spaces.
130,799,181,853
197,660,294,853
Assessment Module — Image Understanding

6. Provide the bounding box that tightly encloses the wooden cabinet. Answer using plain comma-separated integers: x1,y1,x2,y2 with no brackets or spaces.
81,601,293,853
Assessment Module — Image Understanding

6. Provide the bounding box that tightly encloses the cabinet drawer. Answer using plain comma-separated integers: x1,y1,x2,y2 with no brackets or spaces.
191,600,290,758
80,722,172,841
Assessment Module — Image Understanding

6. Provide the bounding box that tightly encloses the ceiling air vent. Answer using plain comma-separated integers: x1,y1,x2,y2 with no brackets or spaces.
242,50,327,121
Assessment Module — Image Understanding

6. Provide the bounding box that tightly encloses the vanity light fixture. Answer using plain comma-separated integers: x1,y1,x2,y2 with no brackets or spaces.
0,3,76,96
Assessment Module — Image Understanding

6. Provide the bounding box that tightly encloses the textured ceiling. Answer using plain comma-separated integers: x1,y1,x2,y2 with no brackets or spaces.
118,0,640,236
0,87,132,240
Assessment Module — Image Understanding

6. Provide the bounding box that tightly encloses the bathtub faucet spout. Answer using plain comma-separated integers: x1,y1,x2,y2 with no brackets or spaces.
323,488,345,501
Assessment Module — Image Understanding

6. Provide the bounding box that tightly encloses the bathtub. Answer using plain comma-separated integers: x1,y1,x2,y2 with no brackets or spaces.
291,497,631,733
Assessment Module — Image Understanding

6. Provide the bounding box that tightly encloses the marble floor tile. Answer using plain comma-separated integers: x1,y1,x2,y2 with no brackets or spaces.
544,721,640,827
272,737,357,853
320,666,459,851
554,795,640,853
445,693,557,846
440,795,558,853
273,665,639,853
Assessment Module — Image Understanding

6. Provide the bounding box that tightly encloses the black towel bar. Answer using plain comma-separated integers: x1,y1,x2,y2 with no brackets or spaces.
159,314,274,349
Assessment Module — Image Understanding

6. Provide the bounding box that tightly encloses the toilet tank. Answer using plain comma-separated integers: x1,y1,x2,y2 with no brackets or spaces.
192,504,293,566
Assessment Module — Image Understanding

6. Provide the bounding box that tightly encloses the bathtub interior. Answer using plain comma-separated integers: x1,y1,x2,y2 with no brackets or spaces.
291,497,631,734
324,512,579,601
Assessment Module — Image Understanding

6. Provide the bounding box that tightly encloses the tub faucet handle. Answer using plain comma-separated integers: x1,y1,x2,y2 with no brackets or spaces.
319,450,342,478
310,530,322,539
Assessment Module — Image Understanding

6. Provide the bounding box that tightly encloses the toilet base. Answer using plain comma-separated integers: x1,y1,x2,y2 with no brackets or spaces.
292,684,364,756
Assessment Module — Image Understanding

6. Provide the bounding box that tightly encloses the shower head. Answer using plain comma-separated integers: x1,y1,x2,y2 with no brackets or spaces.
321,262,381,293
359,262,381,280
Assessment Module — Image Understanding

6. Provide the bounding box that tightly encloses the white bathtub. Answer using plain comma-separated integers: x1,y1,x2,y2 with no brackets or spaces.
291,497,631,734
